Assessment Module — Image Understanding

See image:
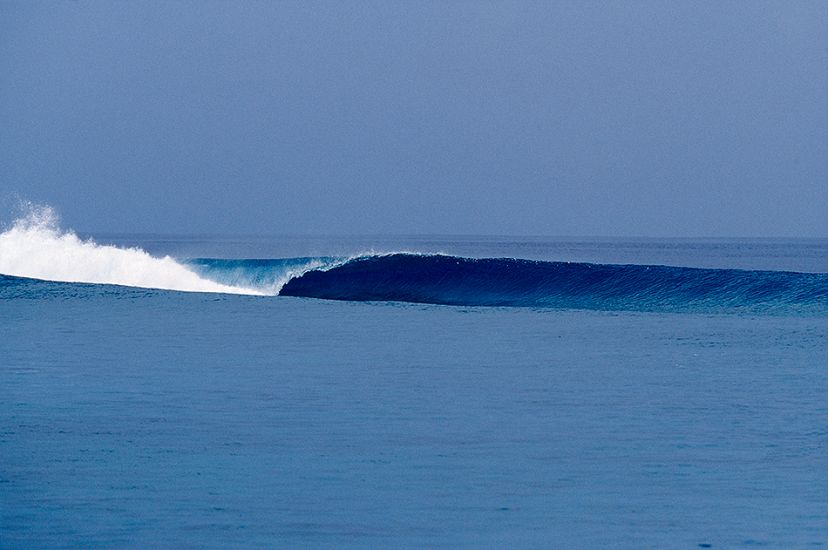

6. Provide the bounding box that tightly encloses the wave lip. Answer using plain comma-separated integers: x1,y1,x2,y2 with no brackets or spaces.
279,253,828,313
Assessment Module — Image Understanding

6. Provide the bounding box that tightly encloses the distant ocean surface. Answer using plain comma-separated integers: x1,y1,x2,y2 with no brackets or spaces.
1,211,827,548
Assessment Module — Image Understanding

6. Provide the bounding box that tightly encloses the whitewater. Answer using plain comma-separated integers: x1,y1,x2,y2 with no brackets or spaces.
0,205,265,295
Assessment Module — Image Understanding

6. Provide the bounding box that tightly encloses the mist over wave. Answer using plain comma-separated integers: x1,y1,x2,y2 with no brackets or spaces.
0,204,263,295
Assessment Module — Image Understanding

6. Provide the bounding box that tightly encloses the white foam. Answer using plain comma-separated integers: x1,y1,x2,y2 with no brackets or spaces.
0,204,264,295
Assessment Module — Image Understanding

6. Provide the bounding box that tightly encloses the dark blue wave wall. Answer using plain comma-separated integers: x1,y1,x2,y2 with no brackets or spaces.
279,254,828,313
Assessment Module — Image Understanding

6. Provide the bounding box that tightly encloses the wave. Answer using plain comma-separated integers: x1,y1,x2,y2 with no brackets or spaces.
2,205,826,313
4,246,826,313
278,253,828,313
0,204,263,295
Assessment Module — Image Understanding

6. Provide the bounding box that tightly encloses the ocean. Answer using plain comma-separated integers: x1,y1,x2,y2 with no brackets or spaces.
1,210,827,548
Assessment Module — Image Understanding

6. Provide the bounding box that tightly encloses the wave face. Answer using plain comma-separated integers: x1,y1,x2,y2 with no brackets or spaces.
0,205,262,295
279,254,828,313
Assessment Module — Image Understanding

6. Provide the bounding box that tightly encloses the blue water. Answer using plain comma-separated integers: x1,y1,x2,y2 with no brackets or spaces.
2,237,827,548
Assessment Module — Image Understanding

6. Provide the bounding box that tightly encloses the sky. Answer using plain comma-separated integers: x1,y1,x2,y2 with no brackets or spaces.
0,0,826,237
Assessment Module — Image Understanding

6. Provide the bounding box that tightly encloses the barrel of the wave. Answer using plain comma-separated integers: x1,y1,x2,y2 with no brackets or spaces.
185,257,341,295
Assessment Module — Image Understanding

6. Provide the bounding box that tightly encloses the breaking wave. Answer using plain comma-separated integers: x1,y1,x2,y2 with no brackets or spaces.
2,205,826,314
0,204,263,295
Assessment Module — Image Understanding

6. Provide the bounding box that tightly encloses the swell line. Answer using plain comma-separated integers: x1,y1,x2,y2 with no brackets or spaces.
278,253,828,313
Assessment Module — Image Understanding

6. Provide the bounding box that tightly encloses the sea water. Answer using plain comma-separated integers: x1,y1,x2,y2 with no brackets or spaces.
1,211,827,548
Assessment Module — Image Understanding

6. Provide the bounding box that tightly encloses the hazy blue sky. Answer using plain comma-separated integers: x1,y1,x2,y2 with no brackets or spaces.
1,1,826,236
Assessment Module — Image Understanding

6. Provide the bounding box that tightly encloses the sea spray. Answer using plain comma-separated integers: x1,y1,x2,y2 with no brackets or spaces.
0,204,263,295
